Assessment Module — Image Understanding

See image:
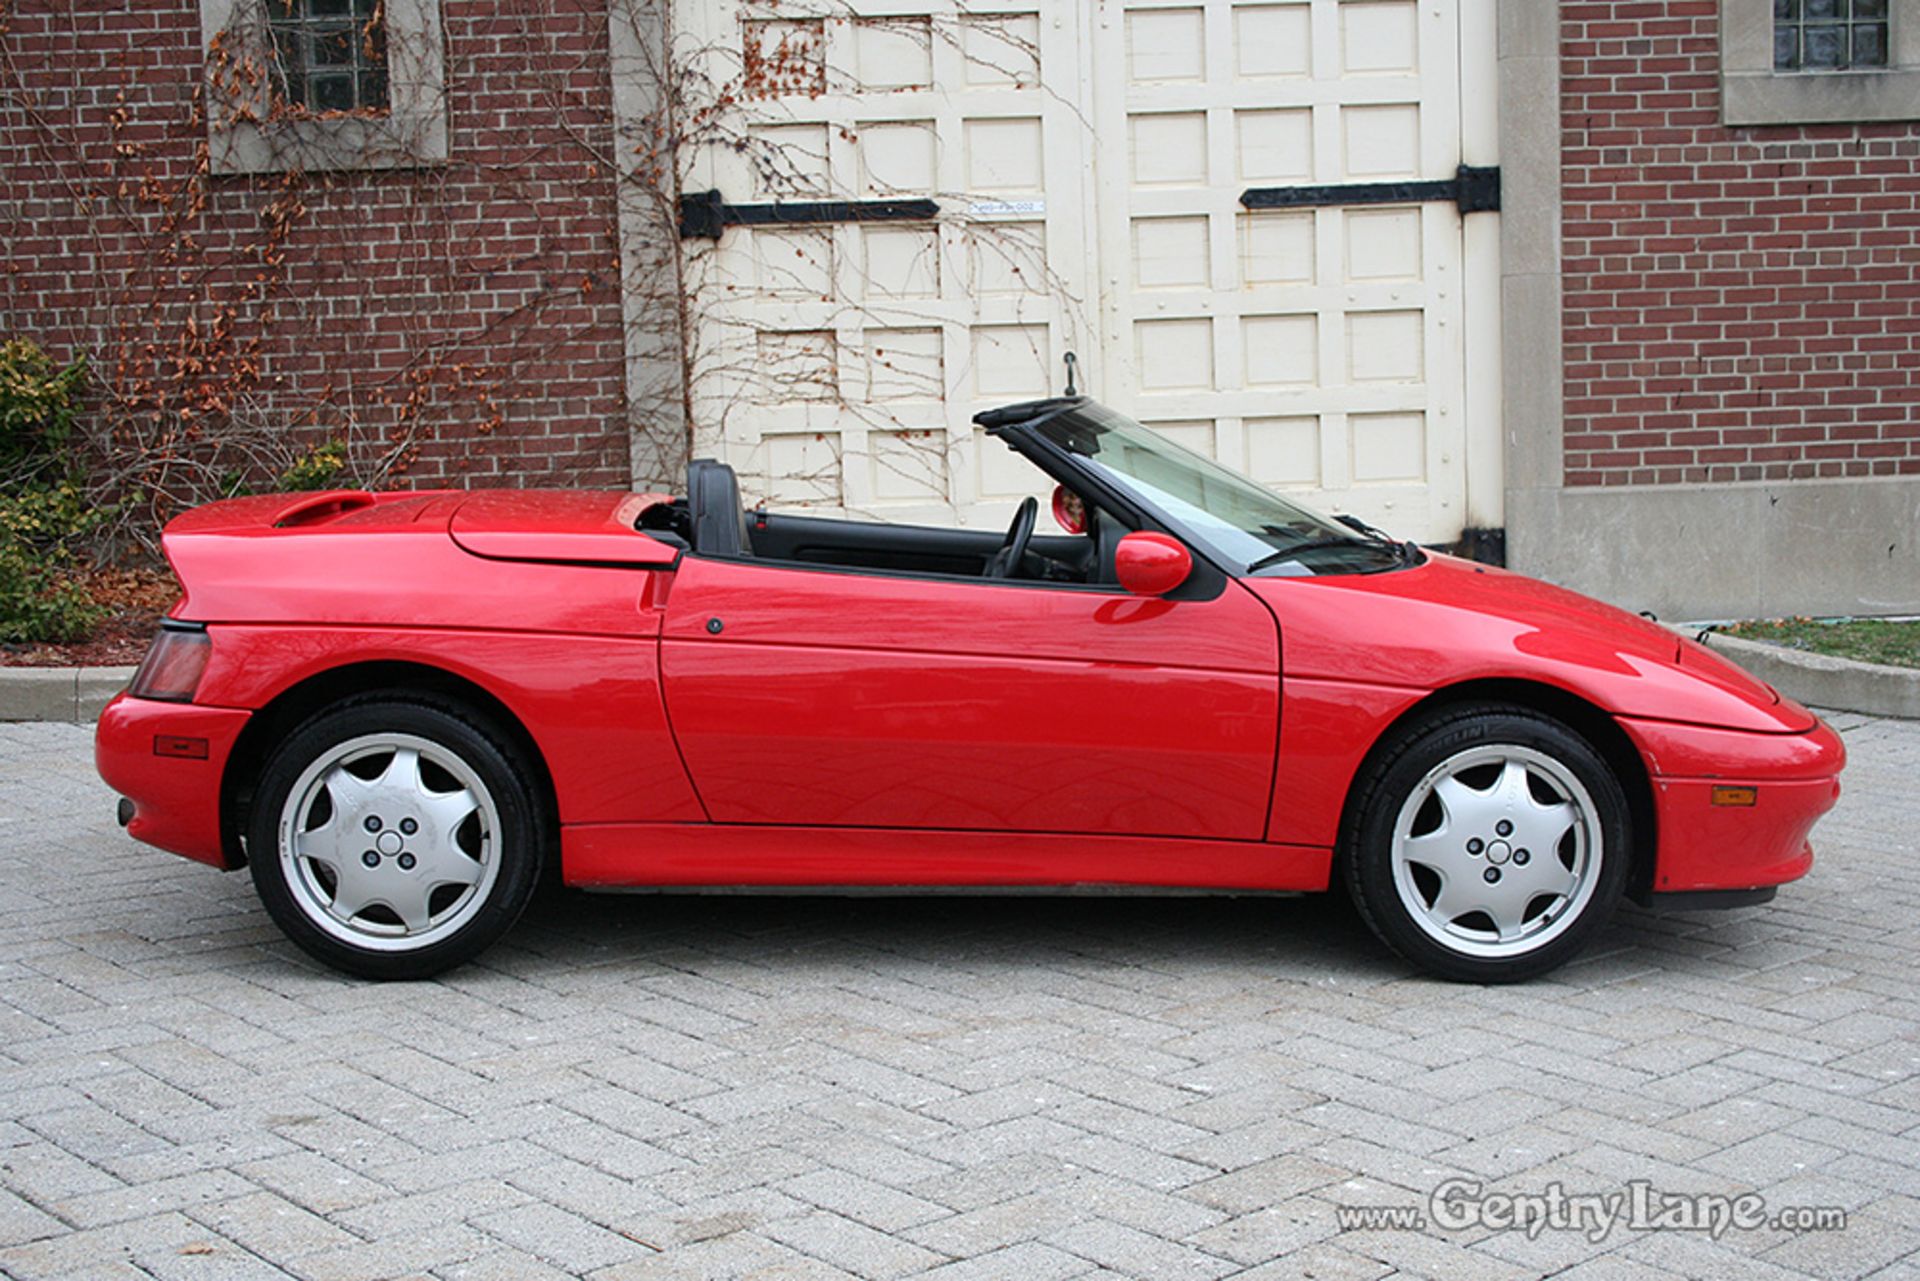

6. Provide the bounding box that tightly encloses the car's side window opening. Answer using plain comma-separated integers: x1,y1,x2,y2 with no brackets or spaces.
650,457,1127,588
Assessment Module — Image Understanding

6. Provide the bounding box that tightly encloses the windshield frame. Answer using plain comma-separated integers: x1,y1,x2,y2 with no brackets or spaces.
994,399,1414,579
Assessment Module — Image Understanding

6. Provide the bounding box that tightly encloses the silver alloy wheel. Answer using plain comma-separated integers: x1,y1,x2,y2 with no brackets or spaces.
1389,744,1601,959
276,732,501,952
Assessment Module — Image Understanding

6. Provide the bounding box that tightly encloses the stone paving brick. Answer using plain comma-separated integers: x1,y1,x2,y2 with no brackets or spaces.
902,1189,1081,1257
0,1139,125,1204
766,1208,948,1278
435,1245,585,1281
1696,1131,1848,1185
1549,1258,1688,1281
509,1158,682,1236
1186,1199,1348,1266
229,1150,389,1215
590,1230,844,1279
0,1209,209,1280
291,1221,496,1281
331,1177,533,1239
135,1244,297,1281
49,1167,257,1229
657,1183,808,1248
1187,1153,1351,1216
189,1189,362,1260
36,1263,154,1281
531,1120,682,1182
782,1166,951,1232
469,1200,656,1274
1432,1123,1588,1181
2,716,1919,1277
0,1184,64,1247
921,1078,1086,1129
1233,1239,1397,1279
1621,1229,1831,1280
1343,1225,1541,1280
911,1240,1089,1281
1045,1218,1238,1278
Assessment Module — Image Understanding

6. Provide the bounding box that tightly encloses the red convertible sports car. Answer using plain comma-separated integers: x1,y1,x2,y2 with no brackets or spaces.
97,397,1845,982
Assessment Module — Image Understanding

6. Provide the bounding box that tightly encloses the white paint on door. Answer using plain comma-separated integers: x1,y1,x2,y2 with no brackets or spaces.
668,0,1498,543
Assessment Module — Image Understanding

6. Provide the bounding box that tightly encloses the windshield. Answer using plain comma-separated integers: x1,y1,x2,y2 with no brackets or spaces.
1026,402,1409,576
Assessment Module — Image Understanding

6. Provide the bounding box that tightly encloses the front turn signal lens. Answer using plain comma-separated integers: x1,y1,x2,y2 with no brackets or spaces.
130,624,211,703
1711,785,1759,807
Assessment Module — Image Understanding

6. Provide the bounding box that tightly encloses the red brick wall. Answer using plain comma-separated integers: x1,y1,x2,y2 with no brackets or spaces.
1560,1,1920,487
0,0,630,493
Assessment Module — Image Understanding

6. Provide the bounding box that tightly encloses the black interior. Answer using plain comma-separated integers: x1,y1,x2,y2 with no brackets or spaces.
657,458,1128,586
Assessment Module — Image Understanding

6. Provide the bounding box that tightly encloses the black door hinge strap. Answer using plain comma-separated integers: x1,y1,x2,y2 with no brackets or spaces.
678,189,940,239
1240,164,1500,215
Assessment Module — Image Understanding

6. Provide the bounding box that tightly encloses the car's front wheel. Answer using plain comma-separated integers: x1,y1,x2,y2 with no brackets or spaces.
1342,704,1631,983
247,696,548,980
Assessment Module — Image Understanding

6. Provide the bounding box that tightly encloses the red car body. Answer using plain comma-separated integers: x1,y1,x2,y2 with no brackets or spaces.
98,479,1842,913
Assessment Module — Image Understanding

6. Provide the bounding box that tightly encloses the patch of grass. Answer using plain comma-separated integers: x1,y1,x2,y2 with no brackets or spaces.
1721,618,1920,671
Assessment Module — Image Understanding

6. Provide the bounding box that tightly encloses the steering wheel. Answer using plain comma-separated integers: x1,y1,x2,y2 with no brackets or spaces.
986,496,1038,579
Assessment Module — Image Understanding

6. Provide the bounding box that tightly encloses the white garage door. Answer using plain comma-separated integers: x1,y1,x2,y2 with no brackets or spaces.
671,0,1498,543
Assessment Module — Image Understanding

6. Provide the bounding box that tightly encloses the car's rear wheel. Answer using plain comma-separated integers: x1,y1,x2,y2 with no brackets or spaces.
247,696,547,980
1342,704,1631,983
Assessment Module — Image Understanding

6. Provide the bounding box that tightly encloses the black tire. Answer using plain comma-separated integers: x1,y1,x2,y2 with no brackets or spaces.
247,694,548,980
1340,703,1631,983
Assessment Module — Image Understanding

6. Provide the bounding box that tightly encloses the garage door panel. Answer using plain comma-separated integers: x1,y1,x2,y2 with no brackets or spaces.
1342,0,1420,74
854,15,935,89
957,12,1041,87
1240,211,1316,285
1246,414,1321,486
751,228,836,298
1340,103,1421,178
1344,206,1423,280
1234,4,1311,78
861,225,943,298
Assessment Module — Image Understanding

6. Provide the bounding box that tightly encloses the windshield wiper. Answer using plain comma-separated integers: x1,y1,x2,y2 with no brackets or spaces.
1333,513,1426,568
1246,536,1393,573
1334,513,1393,542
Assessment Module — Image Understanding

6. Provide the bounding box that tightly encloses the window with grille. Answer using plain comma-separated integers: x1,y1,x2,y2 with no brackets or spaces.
269,0,389,114
1774,0,1891,69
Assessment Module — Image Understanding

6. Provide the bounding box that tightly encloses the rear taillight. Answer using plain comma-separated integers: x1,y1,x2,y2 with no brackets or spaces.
129,624,211,703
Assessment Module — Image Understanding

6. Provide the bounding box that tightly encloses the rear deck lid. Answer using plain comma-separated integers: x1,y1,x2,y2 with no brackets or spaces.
448,490,680,566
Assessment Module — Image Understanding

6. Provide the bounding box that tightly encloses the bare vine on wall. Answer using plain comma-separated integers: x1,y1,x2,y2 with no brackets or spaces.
1,0,630,554
606,0,1087,520
3,0,1089,556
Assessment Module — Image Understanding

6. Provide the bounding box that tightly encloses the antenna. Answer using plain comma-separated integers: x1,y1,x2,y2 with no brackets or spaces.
1062,351,1079,397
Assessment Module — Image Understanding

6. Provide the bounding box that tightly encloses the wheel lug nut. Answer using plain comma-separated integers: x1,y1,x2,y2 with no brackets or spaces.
400,818,418,836
362,850,380,867
1514,849,1531,865
364,816,382,832
1484,867,1501,884
1495,820,1513,837
1466,838,1484,855
397,853,416,870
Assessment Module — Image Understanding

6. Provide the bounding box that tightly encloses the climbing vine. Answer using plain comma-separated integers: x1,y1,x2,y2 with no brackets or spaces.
0,0,629,556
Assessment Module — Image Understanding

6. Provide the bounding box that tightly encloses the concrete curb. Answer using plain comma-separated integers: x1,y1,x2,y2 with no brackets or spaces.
0,666,135,723
1690,628,1920,720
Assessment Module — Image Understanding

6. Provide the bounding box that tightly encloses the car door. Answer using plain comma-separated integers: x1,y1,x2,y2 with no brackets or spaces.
658,553,1279,840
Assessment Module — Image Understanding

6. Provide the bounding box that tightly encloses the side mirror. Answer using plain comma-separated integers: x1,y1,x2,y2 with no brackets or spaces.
1051,484,1087,534
1114,531,1192,597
